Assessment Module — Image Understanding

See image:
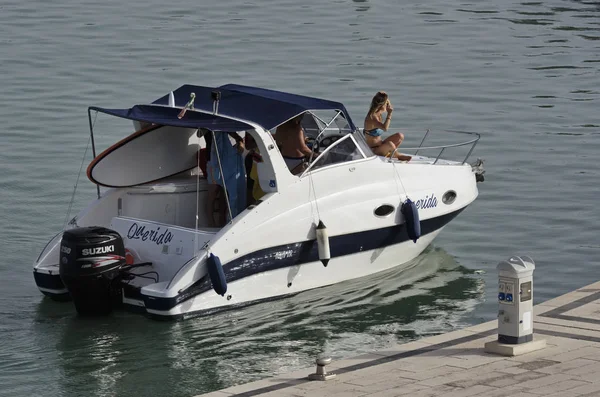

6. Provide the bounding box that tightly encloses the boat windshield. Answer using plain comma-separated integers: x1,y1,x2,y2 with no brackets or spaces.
303,133,368,174
270,109,374,176
300,110,373,156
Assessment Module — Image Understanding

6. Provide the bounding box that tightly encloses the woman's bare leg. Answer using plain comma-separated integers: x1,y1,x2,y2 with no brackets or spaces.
394,152,412,161
384,132,404,147
373,141,411,161
384,133,410,161
372,141,396,157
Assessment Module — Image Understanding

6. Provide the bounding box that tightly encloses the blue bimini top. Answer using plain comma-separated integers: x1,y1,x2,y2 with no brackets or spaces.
90,84,356,132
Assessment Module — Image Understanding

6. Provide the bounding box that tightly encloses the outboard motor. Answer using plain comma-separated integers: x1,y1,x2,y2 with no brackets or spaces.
59,227,126,315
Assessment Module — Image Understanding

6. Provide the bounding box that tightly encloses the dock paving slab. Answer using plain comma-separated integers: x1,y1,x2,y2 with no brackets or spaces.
564,360,600,379
545,381,600,397
529,379,592,395
194,281,600,397
536,358,598,375
484,370,549,388
356,383,431,397
536,314,600,332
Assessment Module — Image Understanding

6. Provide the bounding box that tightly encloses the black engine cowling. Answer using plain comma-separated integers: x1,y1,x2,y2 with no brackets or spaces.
59,226,126,315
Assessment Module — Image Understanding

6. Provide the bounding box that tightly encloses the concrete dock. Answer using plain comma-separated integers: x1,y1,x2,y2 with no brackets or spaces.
197,281,600,397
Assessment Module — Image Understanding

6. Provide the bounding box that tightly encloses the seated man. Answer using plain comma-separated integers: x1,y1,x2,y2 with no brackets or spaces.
275,115,314,175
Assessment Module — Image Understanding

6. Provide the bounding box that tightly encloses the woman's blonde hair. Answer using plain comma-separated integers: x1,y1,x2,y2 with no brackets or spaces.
367,91,388,118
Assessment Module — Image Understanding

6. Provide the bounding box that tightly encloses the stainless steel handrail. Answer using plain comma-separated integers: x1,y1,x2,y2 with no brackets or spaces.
390,129,481,165
398,138,479,151
413,129,431,156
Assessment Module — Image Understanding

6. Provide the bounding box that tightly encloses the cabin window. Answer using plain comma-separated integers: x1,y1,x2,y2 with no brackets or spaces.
306,134,365,173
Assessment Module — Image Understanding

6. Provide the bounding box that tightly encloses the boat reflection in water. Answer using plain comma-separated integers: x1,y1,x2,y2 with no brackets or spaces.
35,244,484,396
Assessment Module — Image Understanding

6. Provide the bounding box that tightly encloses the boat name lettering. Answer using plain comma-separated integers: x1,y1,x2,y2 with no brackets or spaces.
82,245,114,256
127,223,174,245
274,249,294,260
415,194,438,210
60,245,71,254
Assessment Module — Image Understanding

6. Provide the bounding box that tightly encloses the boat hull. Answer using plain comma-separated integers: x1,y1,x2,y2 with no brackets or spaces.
143,226,446,320
34,157,479,320
34,206,462,318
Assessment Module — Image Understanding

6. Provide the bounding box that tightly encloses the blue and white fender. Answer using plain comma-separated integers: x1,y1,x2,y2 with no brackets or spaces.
207,253,227,296
401,199,421,243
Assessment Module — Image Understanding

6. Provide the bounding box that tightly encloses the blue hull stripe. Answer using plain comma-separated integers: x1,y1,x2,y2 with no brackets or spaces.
142,208,465,312
33,270,66,290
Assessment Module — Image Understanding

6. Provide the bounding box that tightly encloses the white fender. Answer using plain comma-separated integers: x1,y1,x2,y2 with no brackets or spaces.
316,220,330,267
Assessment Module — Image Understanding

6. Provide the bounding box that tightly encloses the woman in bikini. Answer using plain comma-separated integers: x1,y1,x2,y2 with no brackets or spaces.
364,91,411,161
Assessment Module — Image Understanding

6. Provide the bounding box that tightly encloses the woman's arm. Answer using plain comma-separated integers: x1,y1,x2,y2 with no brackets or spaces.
366,103,393,131
382,112,392,131
382,100,393,131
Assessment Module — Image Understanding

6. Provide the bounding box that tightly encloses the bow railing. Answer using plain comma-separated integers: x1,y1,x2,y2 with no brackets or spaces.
390,129,481,165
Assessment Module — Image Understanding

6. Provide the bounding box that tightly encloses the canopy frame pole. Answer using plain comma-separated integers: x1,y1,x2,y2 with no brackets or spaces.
306,109,343,131
307,110,342,164
87,108,100,199
210,130,234,224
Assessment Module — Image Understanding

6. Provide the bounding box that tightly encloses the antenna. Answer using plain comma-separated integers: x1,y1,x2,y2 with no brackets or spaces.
211,90,221,114
177,92,195,119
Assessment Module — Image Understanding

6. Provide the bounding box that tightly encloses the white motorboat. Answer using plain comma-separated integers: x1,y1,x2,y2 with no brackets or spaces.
33,84,484,320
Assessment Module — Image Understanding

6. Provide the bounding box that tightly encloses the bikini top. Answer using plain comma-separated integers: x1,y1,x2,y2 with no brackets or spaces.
365,128,384,137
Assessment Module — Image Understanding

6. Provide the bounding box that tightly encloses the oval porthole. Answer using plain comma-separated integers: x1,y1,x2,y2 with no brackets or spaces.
374,204,395,217
442,190,457,205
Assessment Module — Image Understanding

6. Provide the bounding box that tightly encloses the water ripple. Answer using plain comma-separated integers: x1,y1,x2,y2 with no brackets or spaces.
1,0,599,395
